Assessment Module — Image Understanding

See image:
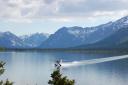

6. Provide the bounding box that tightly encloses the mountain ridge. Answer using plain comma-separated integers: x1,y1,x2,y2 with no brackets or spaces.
0,16,128,49
0,32,50,48
39,16,128,49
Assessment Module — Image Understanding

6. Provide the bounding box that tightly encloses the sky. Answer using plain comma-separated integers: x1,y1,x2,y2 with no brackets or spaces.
0,0,128,35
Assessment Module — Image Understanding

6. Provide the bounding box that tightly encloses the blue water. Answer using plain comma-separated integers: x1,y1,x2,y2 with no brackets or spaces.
0,51,128,85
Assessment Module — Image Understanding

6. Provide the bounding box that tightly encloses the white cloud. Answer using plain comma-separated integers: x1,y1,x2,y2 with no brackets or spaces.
0,0,128,22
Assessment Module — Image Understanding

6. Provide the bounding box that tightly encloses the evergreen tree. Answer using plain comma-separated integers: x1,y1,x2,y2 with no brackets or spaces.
0,61,5,76
0,61,13,85
48,61,75,85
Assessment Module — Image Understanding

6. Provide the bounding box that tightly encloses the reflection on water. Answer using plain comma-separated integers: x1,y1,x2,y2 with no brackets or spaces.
0,51,128,85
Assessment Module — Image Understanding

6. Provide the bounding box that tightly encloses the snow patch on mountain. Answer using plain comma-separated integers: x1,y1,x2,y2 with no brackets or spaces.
20,33,50,47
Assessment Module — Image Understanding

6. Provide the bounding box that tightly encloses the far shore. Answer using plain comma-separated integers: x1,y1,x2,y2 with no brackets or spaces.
1,48,128,54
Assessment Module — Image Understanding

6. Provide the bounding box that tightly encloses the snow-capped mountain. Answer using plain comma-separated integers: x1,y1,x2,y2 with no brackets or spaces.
76,27,128,49
40,26,97,48
0,31,25,48
1,16,128,49
20,33,50,47
0,32,50,48
40,16,128,48
75,16,128,49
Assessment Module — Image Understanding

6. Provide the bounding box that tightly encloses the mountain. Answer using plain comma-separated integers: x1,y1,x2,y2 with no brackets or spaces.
40,26,97,48
75,16,128,49
76,27,128,49
1,16,128,49
0,32,50,49
20,33,50,47
40,16,128,49
0,32,25,48
119,40,128,48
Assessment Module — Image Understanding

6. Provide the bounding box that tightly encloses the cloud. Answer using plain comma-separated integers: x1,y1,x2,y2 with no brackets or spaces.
58,0,128,15
0,0,128,22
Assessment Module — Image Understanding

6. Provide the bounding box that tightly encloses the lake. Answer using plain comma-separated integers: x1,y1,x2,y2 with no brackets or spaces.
0,51,128,85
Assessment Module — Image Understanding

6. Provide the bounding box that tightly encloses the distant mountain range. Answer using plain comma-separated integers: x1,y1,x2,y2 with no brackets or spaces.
75,16,128,49
76,27,128,49
40,16,128,49
0,32,50,48
0,16,128,49
40,26,96,48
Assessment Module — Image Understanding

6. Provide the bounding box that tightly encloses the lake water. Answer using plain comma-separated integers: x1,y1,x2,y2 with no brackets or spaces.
0,51,128,85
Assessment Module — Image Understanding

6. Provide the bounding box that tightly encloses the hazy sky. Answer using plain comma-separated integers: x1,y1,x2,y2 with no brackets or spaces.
0,0,128,35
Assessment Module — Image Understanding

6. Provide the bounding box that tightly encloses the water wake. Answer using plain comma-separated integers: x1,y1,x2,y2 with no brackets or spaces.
61,55,128,68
